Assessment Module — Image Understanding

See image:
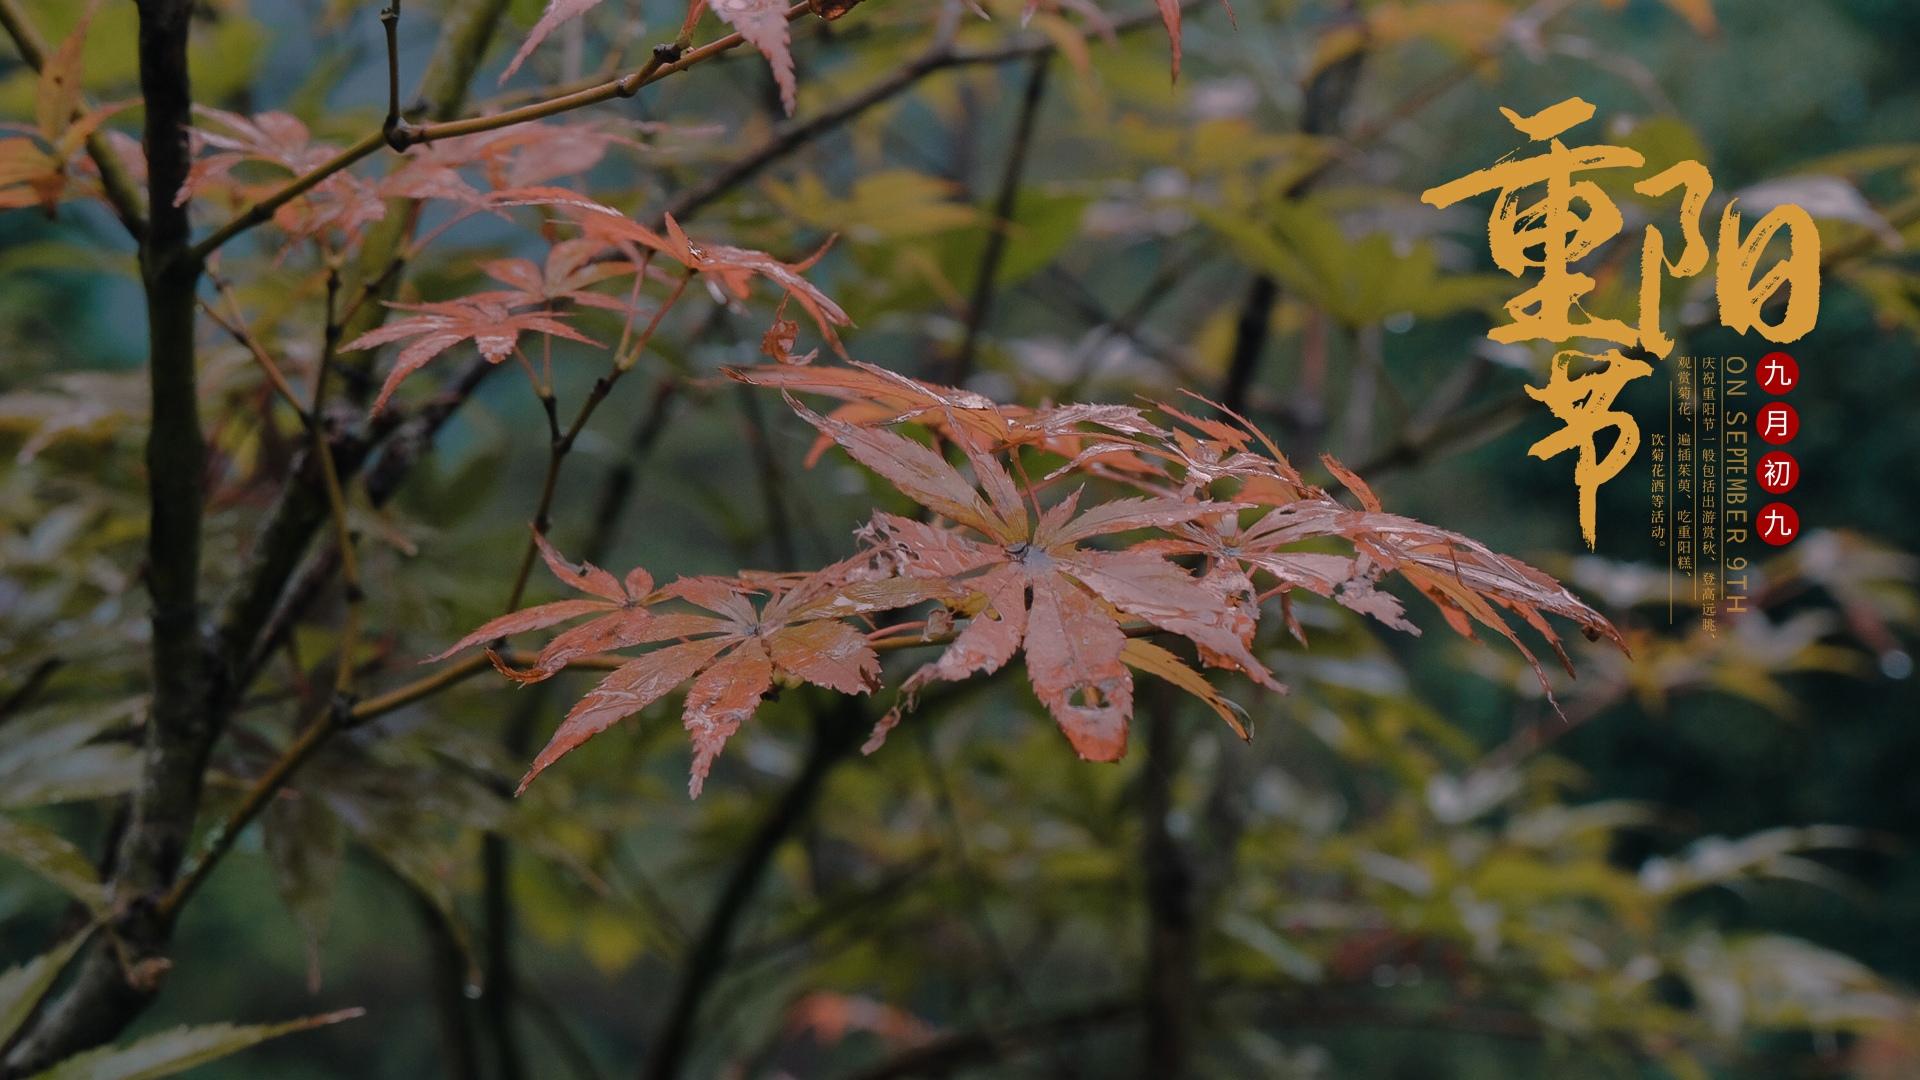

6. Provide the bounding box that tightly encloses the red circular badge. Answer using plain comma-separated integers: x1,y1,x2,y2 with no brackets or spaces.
1757,501,1800,546
1757,351,1799,395
1757,451,1799,494
1757,401,1799,445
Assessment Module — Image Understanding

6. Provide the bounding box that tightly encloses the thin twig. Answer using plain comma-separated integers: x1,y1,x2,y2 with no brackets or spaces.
947,52,1049,386
735,383,800,569
188,4,820,263
1140,688,1195,1076
196,285,307,417
478,374,682,1080
502,272,694,611
0,657,63,728
847,983,1581,1080
381,1,406,146
1218,0,1365,415
640,698,867,1080
911,728,1082,1077
408,872,484,1078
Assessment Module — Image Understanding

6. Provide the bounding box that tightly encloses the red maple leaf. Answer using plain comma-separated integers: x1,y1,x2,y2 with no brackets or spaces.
564,205,851,355
427,531,663,680
711,0,800,115
501,0,803,114
445,552,943,796
0,6,130,216
759,295,817,366
183,107,338,197
471,237,638,313
182,107,390,247
727,361,1164,475
534,570,942,797
342,297,599,415
1110,404,1627,698
795,400,1281,761
500,0,609,82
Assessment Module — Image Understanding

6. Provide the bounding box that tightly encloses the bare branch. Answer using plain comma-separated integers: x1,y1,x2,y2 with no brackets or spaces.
188,3,821,263
947,52,1050,387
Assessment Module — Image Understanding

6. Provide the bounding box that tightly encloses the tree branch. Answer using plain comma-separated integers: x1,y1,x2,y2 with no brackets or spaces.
410,874,484,1079
0,657,63,726
1140,690,1194,1078
848,984,1578,1080
2,2,513,1070
188,3,823,263
847,997,1138,1080
640,699,867,1080
3,1,201,1069
946,52,1049,387
1217,0,1365,414
381,0,405,145
479,379,679,1077
660,0,1189,227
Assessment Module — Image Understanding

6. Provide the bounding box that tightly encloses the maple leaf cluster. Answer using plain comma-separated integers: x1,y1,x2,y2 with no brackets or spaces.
433,361,1623,798
181,109,645,255
0,7,131,216
338,194,849,414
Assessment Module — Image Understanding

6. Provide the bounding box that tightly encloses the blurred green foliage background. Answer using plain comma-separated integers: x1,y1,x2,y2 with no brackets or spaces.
3,0,1919,1076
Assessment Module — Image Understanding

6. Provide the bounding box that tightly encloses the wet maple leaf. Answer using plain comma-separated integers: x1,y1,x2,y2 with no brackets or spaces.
1243,451,1627,699
342,297,599,414
1144,503,1422,637
428,531,663,680
1018,0,1214,82
564,205,851,354
1138,404,1627,701
1158,0,1185,80
500,0,608,82
659,215,848,352
376,123,633,207
787,991,935,1050
183,108,338,196
182,107,388,246
726,361,1164,471
502,0,803,114
728,361,1014,460
0,5,129,215
470,123,636,192
795,400,1279,760
0,110,127,215
711,0,801,115
505,568,942,796
471,238,638,313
